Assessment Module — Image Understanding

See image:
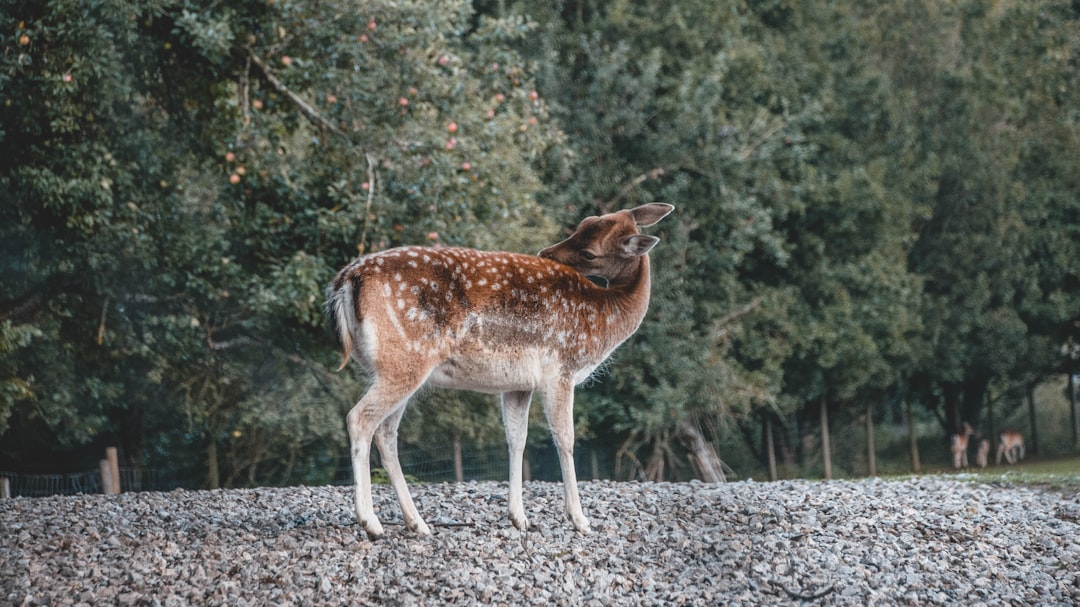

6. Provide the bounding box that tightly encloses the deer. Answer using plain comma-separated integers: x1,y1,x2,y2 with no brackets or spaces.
976,437,990,469
327,203,674,539
950,422,974,469
996,431,1025,465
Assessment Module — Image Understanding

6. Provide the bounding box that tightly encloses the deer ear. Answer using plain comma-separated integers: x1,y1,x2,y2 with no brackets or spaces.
620,234,659,257
629,203,674,227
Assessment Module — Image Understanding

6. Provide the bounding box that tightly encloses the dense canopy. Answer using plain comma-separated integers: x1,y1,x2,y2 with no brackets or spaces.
2,0,1078,486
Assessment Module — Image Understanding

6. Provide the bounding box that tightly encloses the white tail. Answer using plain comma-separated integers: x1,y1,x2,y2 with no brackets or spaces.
328,203,674,538
950,422,973,469
996,431,1025,465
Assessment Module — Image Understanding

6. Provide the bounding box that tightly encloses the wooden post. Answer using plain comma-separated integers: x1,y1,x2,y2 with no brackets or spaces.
106,447,121,495
100,459,114,495
453,435,464,483
820,395,832,480
1,477,10,499
765,415,778,482
866,406,877,477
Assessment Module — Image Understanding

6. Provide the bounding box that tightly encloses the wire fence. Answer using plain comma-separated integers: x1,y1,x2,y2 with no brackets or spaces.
0,465,195,498
1,441,618,499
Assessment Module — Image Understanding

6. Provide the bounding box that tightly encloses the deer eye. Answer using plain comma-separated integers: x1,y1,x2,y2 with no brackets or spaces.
580,251,597,261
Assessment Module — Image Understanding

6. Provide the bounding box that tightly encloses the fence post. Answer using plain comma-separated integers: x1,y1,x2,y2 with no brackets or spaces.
453,436,464,483
100,459,114,495
106,447,121,495
1,477,9,499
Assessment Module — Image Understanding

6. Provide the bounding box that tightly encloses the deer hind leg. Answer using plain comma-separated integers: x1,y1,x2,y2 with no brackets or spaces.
501,390,534,530
375,405,431,536
542,381,590,534
347,379,423,539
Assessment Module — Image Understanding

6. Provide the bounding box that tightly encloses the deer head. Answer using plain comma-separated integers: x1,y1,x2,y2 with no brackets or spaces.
538,203,674,287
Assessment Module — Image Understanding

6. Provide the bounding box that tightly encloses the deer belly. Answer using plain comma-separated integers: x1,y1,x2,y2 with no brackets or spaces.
425,351,553,393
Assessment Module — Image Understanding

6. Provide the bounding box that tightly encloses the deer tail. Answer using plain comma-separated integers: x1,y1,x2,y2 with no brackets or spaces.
327,277,357,371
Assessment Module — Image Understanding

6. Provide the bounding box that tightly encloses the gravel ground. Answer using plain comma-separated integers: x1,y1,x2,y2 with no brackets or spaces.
2,476,1079,606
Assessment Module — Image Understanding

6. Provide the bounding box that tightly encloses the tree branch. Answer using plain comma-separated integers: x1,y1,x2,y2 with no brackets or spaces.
358,152,377,254
0,293,43,322
246,48,343,136
709,297,762,344
740,112,787,160
602,167,668,211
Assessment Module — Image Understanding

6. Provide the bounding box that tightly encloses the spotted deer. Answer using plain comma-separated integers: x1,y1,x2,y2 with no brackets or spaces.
996,431,1025,465
950,422,974,469
327,203,674,538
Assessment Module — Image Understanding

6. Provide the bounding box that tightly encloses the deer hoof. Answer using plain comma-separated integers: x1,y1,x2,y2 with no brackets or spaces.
571,516,591,534
410,519,433,536
362,519,385,540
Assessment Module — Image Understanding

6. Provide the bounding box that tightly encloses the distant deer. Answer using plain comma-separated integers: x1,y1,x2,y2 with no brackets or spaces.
996,431,1025,465
976,437,990,469
950,422,974,469
328,203,674,538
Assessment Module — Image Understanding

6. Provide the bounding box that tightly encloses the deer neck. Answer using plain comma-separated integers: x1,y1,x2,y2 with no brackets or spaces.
598,254,652,338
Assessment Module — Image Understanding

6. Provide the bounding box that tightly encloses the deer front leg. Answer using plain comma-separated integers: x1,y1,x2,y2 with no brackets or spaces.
375,405,432,536
542,381,590,534
501,391,534,530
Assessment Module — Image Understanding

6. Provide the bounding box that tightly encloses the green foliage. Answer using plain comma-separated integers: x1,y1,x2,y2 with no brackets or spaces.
503,0,1079,478
2,0,1078,485
0,0,566,485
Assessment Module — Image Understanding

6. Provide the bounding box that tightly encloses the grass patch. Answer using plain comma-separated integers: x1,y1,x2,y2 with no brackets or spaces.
873,456,1080,491
958,456,1080,490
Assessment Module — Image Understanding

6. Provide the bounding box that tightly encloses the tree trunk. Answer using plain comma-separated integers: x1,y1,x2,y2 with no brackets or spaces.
962,375,989,432
865,406,876,477
906,397,921,473
765,415,778,482
943,381,960,434
676,420,726,483
1027,383,1039,457
820,395,832,480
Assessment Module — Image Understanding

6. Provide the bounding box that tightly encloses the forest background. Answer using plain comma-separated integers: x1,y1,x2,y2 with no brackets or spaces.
2,0,1079,489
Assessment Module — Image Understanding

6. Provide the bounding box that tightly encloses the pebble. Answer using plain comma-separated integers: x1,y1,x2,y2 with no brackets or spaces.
2,477,1079,606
